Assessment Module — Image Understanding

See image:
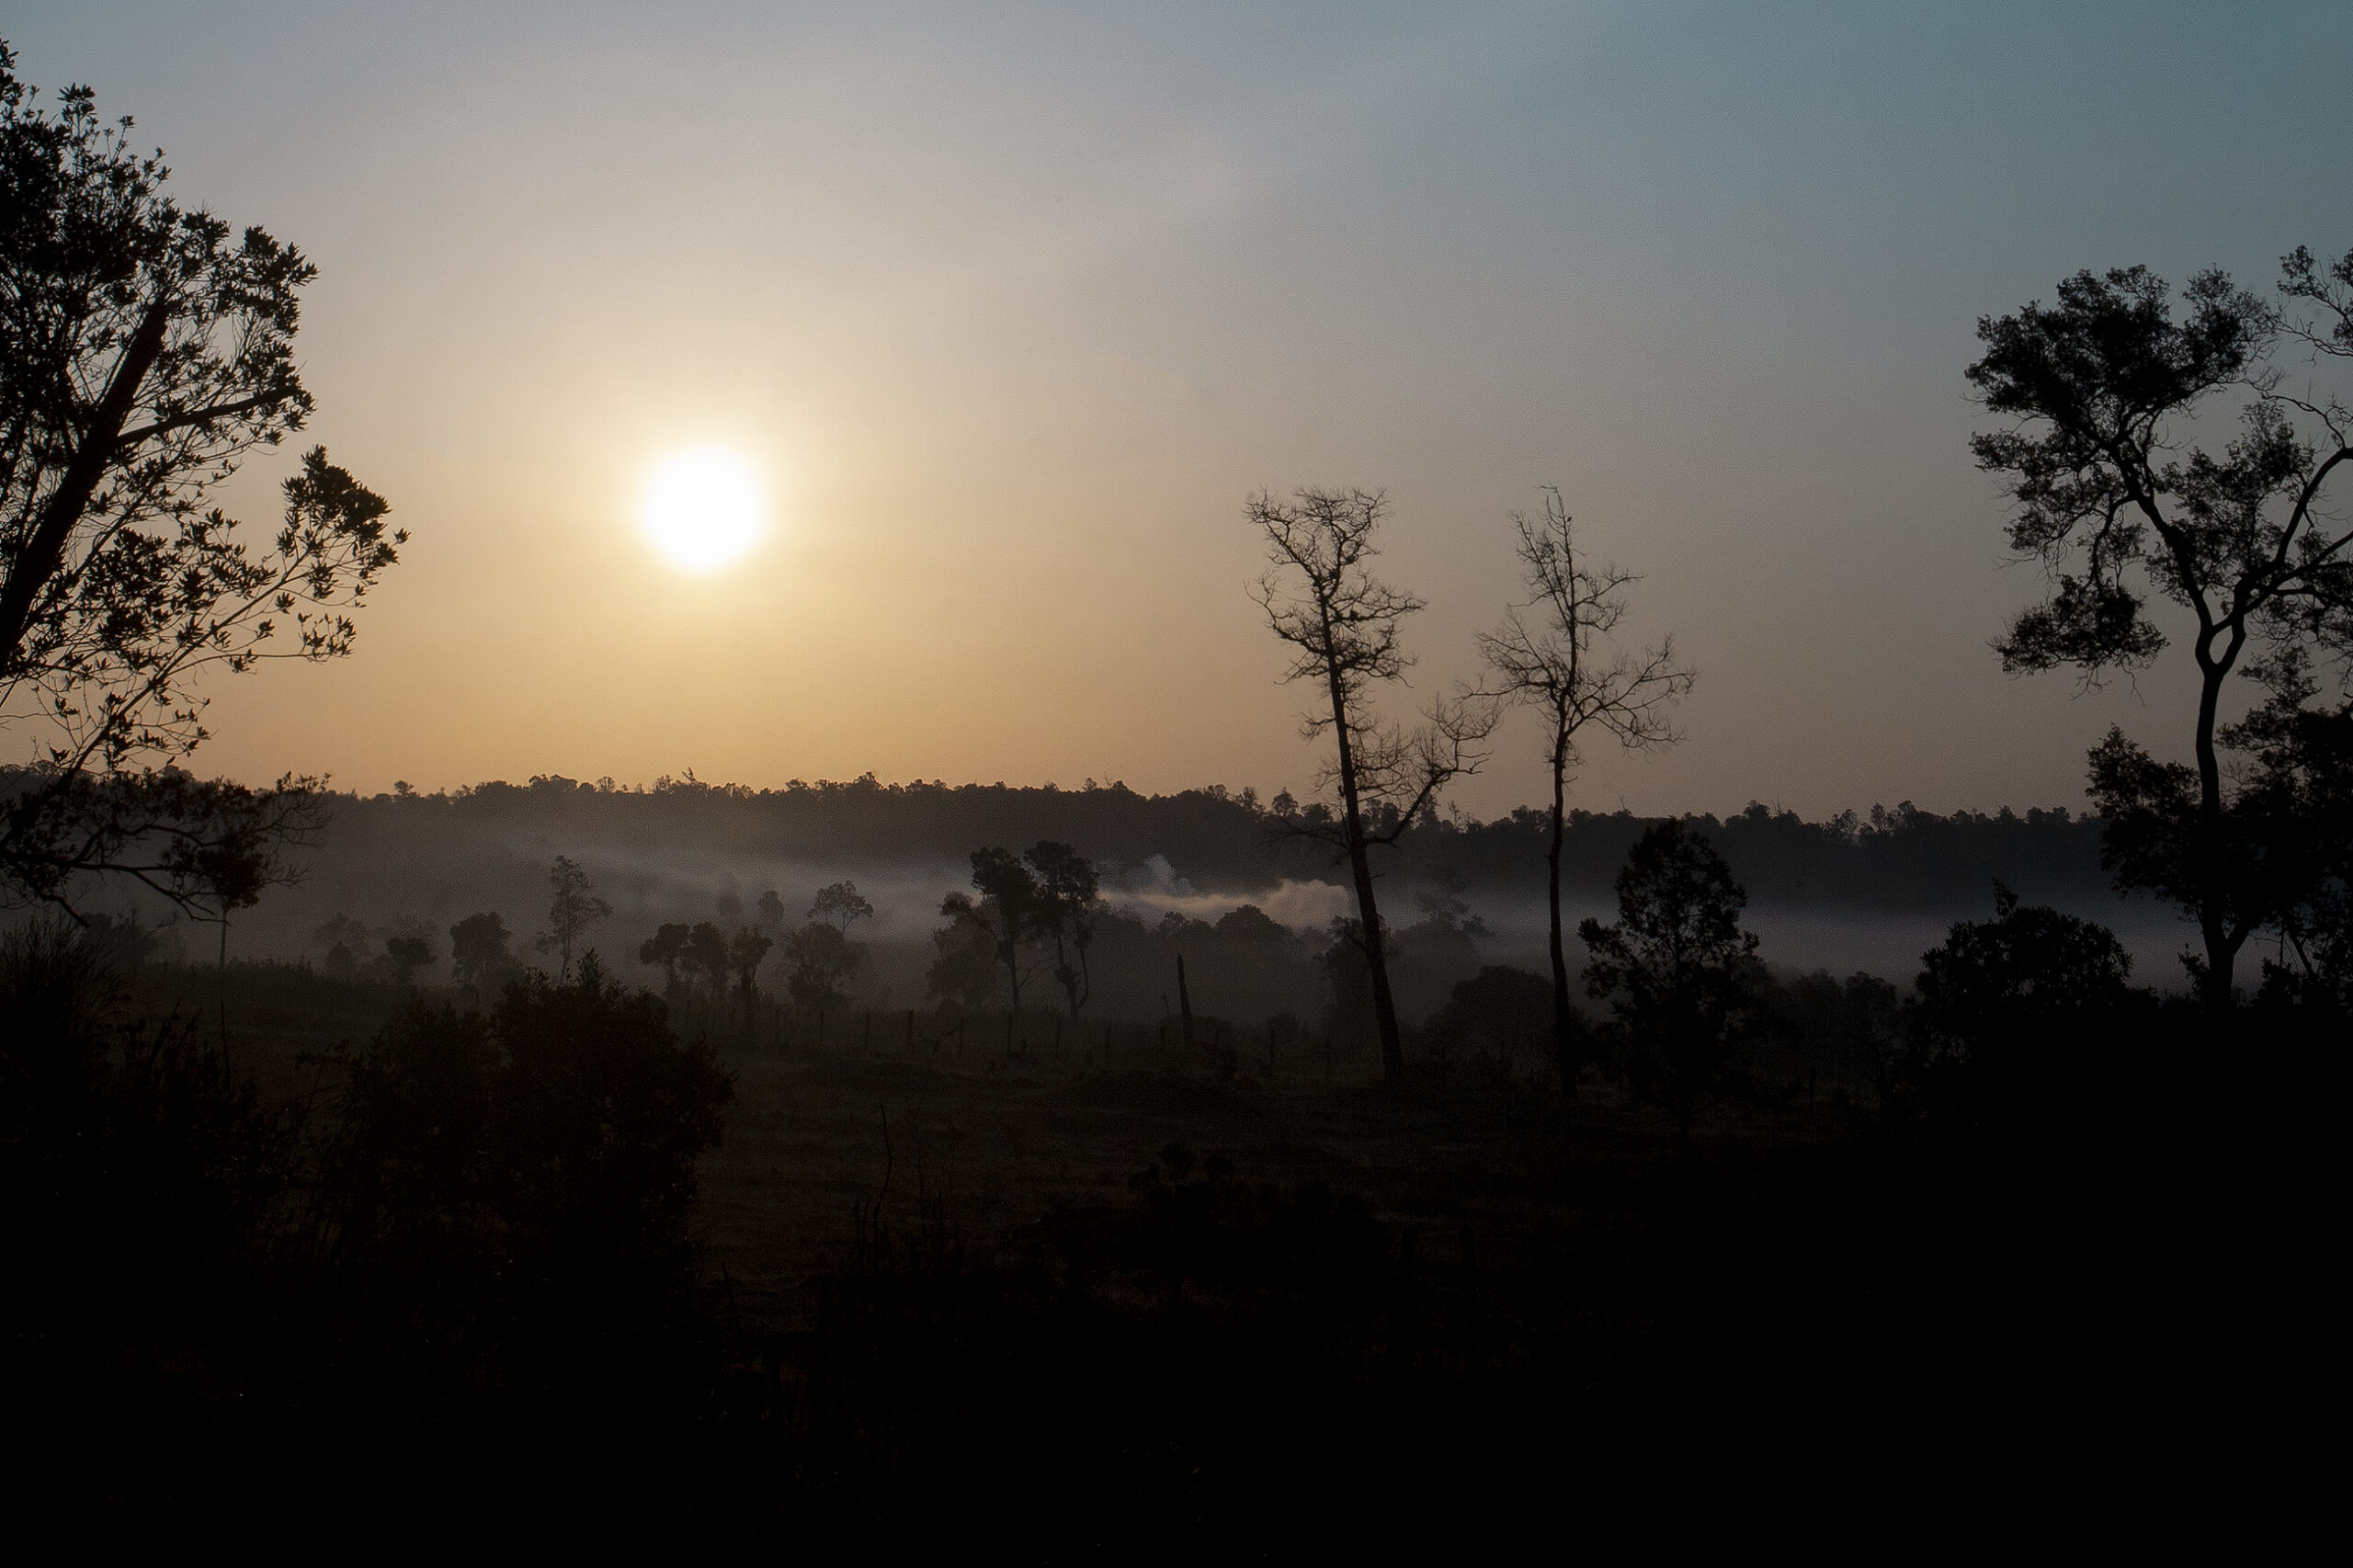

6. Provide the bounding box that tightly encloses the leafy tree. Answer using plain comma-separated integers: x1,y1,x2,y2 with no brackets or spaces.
447,911,514,998
317,915,364,979
726,924,772,1028
0,47,402,908
638,921,689,994
1025,840,1100,1018
1477,486,1693,1096
1578,821,1761,1159
1250,486,1495,1081
1316,917,1381,1063
756,889,786,929
781,920,859,1015
313,912,369,955
957,846,1049,1046
382,935,434,987
1768,969,1903,1089
75,906,165,977
810,880,874,935
183,794,304,1041
678,920,730,1004
1418,964,1559,1085
925,896,999,1011
1901,884,2143,1131
1913,883,2135,1051
532,854,610,978
1968,251,2353,1006
2224,683,2353,1012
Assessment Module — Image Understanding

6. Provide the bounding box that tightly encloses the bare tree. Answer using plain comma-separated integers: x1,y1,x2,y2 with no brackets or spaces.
1478,486,1695,1095
1249,486,1495,1082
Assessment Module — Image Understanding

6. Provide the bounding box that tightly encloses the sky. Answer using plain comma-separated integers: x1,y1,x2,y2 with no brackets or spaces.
6,2,2349,821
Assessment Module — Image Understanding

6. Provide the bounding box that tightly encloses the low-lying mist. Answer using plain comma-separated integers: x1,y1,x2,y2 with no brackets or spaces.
59,777,2201,1030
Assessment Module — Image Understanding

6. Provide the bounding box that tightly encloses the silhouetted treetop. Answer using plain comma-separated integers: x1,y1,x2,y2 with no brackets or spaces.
287,773,2119,915
1970,247,2353,1005
0,43,400,912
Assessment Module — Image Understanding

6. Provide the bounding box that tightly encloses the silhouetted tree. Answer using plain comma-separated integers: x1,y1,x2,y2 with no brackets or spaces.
1579,821,1761,1160
678,920,730,1006
811,880,875,935
727,925,772,1028
638,921,689,995
926,896,999,1011
314,913,369,958
1769,969,1903,1089
959,847,1048,1047
1478,486,1693,1096
781,920,860,1018
1902,883,2142,1130
1914,883,2134,1048
1026,840,1100,1018
1418,964,1558,1085
76,907,165,978
1317,917,1381,1063
532,854,610,978
383,935,434,987
2232,680,2353,1010
1250,487,1495,1081
756,889,786,929
448,912,513,1003
1968,249,2353,1006
0,47,402,909
186,801,301,1043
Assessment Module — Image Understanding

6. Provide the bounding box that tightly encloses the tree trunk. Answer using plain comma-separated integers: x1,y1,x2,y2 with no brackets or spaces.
2191,635,2248,1011
1326,666,1405,1080
0,299,172,668
1000,925,1023,1051
1546,736,1576,1096
1176,953,1196,1051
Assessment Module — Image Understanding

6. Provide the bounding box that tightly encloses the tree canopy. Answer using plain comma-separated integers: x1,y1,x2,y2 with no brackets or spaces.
1970,251,2353,1004
0,44,401,912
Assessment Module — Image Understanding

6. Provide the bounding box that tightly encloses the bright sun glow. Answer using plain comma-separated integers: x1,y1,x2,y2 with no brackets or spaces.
638,447,766,574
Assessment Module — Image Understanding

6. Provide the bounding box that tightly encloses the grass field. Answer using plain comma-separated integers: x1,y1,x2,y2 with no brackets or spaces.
81,960,2081,1546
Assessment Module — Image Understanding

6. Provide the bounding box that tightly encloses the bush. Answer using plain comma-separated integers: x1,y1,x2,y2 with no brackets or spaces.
325,952,734,1390
0,919,286,1333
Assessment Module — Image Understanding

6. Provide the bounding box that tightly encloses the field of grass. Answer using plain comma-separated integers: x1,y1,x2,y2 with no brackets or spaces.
80,960,2102,1547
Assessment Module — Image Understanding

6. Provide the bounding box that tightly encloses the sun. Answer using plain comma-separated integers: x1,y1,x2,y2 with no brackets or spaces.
638,447,766,574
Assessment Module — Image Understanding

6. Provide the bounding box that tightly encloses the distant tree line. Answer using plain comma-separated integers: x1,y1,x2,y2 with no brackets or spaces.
277,775,2119,914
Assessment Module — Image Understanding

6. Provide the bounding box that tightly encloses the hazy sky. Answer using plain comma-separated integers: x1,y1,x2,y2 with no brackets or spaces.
8,3,2349,819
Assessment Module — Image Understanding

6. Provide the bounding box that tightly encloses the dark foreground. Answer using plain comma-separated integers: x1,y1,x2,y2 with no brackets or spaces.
0,956,2288,1554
